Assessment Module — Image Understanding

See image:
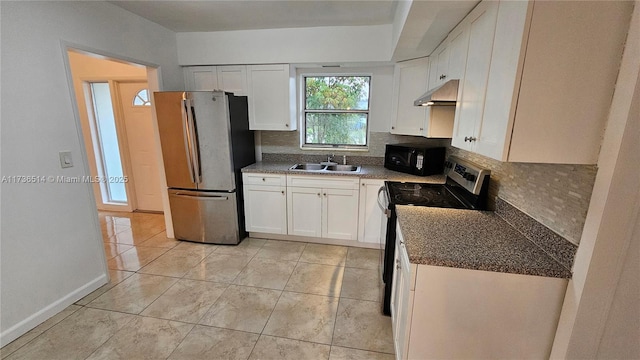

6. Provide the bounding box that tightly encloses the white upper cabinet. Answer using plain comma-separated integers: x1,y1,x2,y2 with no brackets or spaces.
184,66,219,91
247,64,297,131
391,58,455,138
183,65,247,95
452,0,631,164
216,66,248,95
391,58,429,136
427,22,470,92
451,0,499,152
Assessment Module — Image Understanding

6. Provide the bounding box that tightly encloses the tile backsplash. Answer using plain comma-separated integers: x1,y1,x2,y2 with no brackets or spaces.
448,147,597,245
259,131,450,158
259,130,597,245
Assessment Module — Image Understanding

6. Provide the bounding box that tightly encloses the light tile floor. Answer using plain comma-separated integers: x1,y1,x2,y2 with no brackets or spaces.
2,212,394,360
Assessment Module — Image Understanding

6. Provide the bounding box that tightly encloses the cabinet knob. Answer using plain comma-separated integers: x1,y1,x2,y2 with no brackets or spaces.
464,136,477,142
419,128,423,131
285,123,289,127
262,178,265,181
281,191,285,195
323,193,327,196
317,193,321,197
391,126,395,130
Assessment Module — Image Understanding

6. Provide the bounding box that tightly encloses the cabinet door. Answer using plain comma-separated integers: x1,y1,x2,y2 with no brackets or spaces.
243,185,287,234
287,186,322,237
357,179,385,245
184,66,218,91
392,233,413,360
247,64,296,131
428,43,447,91
451,1,499,151
446,24,470,81
390,58,429,136
217,66,247,95
323,188,359,240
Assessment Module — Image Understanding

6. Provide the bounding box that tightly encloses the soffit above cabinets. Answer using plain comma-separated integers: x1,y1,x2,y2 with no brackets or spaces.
108,0,398,32
110,0,479,63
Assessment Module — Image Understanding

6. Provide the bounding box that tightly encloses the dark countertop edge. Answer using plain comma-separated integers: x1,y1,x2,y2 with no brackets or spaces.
396,207,572,279
241,161,447,182
406,254,572,279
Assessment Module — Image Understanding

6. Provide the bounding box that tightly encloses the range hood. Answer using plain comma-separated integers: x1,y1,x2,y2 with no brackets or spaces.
414,79,459,107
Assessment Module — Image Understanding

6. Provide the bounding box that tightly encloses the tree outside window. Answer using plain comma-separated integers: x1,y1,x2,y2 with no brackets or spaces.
303,76,370,148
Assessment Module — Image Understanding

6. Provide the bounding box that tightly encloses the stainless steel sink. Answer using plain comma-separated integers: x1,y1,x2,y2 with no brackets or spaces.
289,163,361,173
289,163,327,171
325,164,361,172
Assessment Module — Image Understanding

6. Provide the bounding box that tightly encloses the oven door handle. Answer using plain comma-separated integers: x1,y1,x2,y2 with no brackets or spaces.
377,186,390,218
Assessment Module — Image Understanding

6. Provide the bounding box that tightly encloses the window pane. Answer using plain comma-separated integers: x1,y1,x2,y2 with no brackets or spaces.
90,83,127,203
305,76,370,110
305,113,367,146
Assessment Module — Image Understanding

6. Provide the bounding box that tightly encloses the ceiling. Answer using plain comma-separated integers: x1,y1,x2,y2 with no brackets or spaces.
109,0,480,61
110,1,398,32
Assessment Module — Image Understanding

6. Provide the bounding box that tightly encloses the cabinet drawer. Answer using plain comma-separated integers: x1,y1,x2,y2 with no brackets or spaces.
287,175,359,190
242,173,286,186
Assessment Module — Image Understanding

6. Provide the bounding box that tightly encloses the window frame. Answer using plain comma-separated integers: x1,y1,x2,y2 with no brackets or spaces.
299,73,372,151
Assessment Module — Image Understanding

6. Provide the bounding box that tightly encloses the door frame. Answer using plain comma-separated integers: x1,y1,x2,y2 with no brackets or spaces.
61,42,175,240
79,77,147,212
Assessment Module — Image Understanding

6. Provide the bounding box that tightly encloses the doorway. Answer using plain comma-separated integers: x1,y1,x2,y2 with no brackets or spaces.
68,50,163,212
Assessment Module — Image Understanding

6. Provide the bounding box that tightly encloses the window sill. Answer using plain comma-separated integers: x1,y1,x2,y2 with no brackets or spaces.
300,145,369,152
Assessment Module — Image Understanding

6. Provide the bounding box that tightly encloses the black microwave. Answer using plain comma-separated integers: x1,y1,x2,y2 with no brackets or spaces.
384,144,445,176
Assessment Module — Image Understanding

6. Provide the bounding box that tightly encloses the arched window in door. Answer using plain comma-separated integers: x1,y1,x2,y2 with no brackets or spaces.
133,89,151,106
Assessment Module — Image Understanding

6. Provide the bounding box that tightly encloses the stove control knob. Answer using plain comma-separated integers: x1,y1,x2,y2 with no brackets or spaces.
463,172,476,181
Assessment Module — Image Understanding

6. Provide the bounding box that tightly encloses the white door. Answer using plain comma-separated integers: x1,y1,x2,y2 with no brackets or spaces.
323,188,359,240
287,186,323,237
244,185,287,234
357,179,385,244
117,82,163,211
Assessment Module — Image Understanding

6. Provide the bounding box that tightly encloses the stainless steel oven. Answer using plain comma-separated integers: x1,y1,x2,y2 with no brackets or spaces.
378,156,491,315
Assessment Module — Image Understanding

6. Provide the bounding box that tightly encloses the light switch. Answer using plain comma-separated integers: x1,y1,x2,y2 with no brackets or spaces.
59,151,73,168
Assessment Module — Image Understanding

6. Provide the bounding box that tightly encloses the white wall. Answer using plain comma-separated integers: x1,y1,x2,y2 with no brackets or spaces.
550,2,640,357
176,25,393,65
0,1,181,346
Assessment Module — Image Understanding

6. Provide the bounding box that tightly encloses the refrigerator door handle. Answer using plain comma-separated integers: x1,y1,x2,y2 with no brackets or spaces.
181,95,197,184
186,98,202,184
173,192,229,201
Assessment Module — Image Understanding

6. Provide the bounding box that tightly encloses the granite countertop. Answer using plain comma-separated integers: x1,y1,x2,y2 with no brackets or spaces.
242,161,447,183
395,206,572,279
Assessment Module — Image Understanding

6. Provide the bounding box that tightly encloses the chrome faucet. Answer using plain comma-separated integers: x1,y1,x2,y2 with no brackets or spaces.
342,155,347,165
327,154,335,163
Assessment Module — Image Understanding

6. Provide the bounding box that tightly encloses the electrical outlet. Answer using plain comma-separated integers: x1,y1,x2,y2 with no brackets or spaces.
59,151,73,168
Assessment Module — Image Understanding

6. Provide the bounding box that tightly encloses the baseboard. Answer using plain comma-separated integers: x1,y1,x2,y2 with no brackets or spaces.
0,273,108,347
248,232,382,249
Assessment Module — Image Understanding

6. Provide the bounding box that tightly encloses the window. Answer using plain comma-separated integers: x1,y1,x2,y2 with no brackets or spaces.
133,89,151,106
302,75,370,149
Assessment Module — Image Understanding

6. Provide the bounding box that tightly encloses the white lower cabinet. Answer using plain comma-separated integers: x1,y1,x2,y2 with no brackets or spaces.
392,224,568,360
287,175,359,241
242,174,287,234
357,179,385,245
391,229,415,360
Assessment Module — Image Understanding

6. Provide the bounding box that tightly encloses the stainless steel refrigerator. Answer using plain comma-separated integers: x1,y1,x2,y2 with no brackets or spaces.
154,91,255,244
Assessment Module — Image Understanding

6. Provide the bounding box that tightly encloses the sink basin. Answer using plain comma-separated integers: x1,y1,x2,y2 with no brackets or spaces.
290,163,327,171
325,165,361,172
288,163,361,173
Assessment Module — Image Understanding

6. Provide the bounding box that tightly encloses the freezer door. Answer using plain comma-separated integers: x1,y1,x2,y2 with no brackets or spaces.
154,92,197,189
191,91,236,191
168,189,241,244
